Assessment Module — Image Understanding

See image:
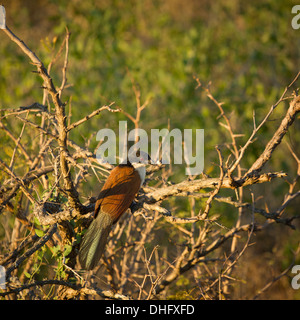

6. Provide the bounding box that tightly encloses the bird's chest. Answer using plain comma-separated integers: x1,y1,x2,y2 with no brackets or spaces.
134,166,146,187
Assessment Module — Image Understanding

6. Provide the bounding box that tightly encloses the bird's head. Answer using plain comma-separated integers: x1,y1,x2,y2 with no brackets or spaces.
121,150,161,167
131,150,152,164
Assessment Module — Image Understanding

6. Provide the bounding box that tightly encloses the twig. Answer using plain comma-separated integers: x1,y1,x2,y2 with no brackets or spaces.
199,146,225,220
0,158,37,205
155,222,260,295
120,70,151,143
0,119,32,163
66,103,120,132
0,279,131,300
229,71,300,176
144,172,287,203
58,28,70,98
5,224,58,281
245,95,300,177
3,24,85,215
251,261,296,300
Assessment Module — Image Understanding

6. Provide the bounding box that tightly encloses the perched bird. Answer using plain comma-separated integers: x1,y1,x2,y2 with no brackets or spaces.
79,151,151,270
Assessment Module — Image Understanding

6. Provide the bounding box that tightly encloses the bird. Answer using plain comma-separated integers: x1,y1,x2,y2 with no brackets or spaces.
78,150,152,270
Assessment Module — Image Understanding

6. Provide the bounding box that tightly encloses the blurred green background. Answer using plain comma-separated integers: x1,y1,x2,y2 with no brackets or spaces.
0,0,300,299
1,0,299,175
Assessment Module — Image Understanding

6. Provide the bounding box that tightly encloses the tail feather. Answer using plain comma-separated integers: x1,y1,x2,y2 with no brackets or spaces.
79,211,113,270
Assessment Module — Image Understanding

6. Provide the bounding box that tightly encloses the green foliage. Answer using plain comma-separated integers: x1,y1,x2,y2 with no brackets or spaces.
2,0,299,183
0,0,299,300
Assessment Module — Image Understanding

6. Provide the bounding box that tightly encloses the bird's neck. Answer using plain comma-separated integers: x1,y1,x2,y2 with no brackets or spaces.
132,163,146,187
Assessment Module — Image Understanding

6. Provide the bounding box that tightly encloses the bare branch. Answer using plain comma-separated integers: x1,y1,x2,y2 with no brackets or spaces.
66,103,120,132
245,95,300,177
5,224,58,281
229,72,300,175
0,279,131,300
144,172,287,203
3,24,85,215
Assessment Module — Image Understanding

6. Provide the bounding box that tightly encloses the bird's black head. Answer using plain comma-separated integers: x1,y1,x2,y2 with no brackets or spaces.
120,150,160,166
127,150,151,165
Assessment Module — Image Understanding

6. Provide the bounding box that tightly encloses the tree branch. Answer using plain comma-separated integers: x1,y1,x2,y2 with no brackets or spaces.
3,24,84,215
0,279,131,300
245,95,300,177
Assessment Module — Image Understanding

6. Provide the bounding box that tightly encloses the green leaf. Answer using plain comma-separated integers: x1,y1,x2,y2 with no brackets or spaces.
35,229,44,237
51,245,61,257
33,216,41,226
63,244,72,257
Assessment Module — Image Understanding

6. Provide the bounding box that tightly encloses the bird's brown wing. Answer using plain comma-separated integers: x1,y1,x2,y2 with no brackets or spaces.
94,165,141,223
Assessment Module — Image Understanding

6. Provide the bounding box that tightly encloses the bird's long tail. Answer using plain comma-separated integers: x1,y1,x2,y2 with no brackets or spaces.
79,211,113,270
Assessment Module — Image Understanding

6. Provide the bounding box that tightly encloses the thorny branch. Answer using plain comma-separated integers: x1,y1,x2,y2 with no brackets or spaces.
0,20,299,300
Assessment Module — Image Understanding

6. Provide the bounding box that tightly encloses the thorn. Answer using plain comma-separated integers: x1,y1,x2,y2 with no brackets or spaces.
29,61,41,66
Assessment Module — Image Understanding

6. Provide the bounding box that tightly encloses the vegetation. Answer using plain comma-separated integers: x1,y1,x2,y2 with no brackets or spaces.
0,0,299,300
